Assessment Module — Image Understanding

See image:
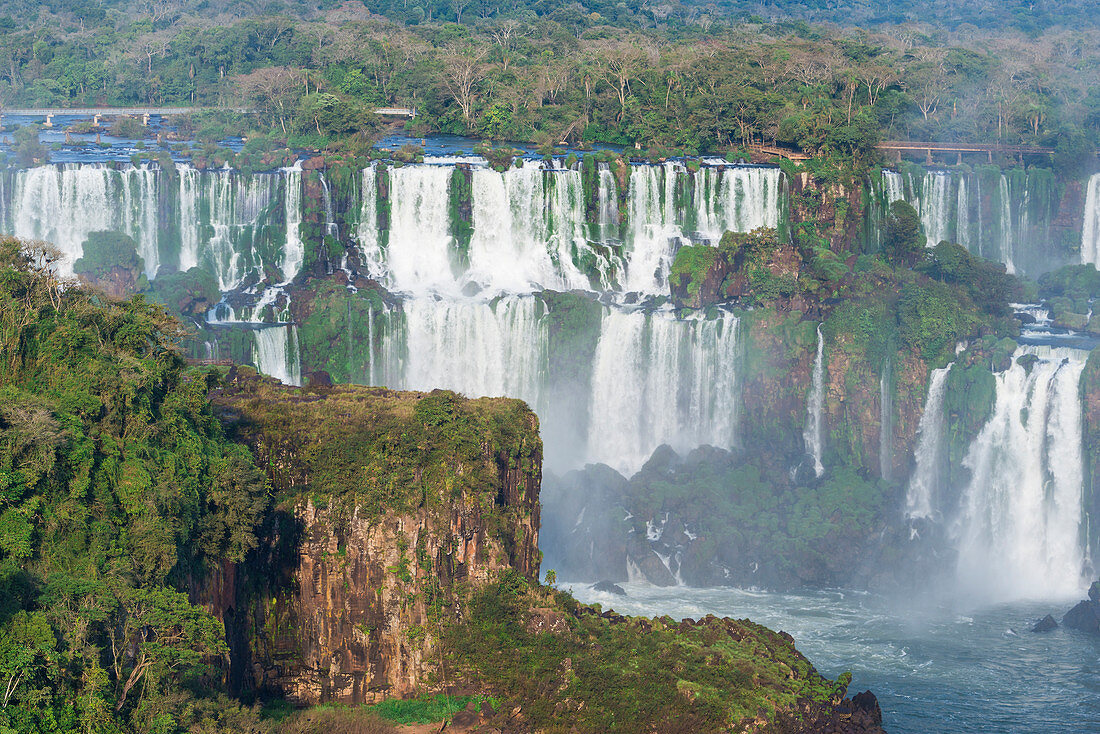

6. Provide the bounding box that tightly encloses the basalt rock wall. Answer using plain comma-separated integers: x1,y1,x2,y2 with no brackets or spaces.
196,375,541,705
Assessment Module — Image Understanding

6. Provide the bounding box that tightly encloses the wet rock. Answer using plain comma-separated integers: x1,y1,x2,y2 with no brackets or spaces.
1063,599,1100,633
625,537,677,586
593,580,627,596
851,690,883,725
1089,580,1100,602
1031,614,1058,633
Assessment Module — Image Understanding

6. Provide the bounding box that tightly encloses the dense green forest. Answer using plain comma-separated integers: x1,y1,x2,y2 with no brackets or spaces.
0,0,1098,159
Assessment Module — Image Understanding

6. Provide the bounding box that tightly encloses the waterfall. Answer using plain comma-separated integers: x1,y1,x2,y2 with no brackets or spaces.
879,358,893,482
181,169,280,290
956,177,970,251
467,162,588,293
597,164,620,242
882,170,905,204
12,163,161,278
802,324,826,478
586,309,740,475
996,175,1017,274
281,163,304,283
954,346,1086,601
905,364,952,520
694,166,782,240
384,164,455,294
624,162,682,294
1083,173,1100,267
356,163,384,279
252,325,302,386
380,296,547,407
919,172,952,247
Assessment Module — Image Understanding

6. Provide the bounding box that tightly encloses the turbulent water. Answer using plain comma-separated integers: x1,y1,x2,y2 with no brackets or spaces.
954,346,1087,602
570,582,1100,734
5,149,1100,731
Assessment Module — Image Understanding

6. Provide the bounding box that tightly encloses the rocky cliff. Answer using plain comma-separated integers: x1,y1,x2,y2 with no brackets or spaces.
199,372,541,705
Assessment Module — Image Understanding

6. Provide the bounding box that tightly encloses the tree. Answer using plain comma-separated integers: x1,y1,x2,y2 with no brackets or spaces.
0,611,56,708
108,587,226,712
883,200,926,267
440,45,486,130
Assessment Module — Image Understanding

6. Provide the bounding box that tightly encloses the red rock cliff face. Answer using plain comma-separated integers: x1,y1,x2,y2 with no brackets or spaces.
198,378,541,705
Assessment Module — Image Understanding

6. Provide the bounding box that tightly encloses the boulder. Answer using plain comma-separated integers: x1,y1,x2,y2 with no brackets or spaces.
593,580,627,596
1090,580,1100,603
1031,614,1058,633
851,690,883,726
1063,599,1100,633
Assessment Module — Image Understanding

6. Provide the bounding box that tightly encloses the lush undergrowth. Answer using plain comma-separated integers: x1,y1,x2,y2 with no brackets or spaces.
0,236,268,731
445,571,847,734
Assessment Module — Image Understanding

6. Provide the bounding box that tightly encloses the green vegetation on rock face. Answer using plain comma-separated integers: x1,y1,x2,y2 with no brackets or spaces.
0,237,268,732
446,572,850,733
295,278,395,384
73,230,148,296
212,379,541,525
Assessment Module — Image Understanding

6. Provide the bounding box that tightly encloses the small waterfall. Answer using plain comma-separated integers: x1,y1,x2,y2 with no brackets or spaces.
879,358,893,482
802,324,826,478
882,170,905,204
694,166,782,240
281,163,304,283
996,175,1017,274
956,177,970,251
12,163,161,278
1083,173,1100,267
253,325,302,386
385,164,455,294
623,162,682,294
356,163,384,279
597,164,620,242
905,364,953,520
382,296,547,407
954,346,1086,601
586,309,740,475
919,172,952,247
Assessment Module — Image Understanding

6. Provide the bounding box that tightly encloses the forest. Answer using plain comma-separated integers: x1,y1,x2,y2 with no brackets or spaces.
0,0,1098,163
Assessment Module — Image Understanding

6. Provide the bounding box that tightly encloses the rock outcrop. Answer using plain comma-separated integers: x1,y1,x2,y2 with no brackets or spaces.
198,375,541,705
1063,581,1100,634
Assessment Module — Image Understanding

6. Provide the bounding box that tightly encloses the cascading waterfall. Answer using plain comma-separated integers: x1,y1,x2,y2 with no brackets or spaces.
878,166,1065,275
467,162,589,293
919,172,952,247
384,164,456,294
879,358,893,482
954,346,1086,601
382,296,548,408
693,166,782,240
356,163,384,278
905,364,953,520
802,324,826,478
12,163,161,277
280,163,304,283
597,164,620,242
586,309,741,475
624,162,682,294
3,156,787,477
1083,173,1100,267
996,175,1017,273
182,168,281,290
252,325,302,386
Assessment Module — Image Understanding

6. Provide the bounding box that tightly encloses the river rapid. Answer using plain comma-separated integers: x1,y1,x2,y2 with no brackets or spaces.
569,582,1100,733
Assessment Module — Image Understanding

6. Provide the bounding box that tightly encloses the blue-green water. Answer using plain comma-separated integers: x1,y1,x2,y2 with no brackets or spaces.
568,582,1100,733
